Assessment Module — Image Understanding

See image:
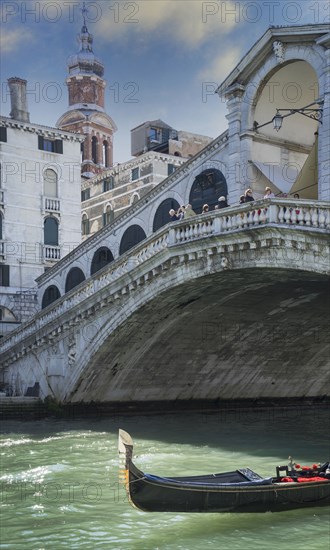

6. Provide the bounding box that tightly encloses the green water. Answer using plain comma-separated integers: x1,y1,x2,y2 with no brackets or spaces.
1,408,329,549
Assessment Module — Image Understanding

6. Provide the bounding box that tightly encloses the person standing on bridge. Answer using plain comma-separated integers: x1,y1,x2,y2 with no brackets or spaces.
218,196,229,208
264,187,275,198
184,204,196,218
244,189,255,202
177,205,186,220
169,209,179,221
202,204,209,213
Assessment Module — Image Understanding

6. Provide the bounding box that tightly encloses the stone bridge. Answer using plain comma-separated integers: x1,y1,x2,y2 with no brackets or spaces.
0,199,329,405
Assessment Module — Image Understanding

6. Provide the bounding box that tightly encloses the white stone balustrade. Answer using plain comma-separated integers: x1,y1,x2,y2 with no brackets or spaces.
1,199,329,358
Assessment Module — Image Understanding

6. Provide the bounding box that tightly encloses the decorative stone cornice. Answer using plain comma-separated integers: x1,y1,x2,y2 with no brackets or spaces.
216,24,330,97
0,116,85,142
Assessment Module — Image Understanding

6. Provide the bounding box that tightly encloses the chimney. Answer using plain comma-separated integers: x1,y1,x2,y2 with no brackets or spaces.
8,77,30,123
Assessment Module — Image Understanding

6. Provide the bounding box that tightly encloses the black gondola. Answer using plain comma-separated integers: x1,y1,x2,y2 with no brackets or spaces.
118,430,330,513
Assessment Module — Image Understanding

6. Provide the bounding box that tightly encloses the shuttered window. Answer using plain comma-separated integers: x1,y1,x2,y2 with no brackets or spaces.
0,265,10,287
0,127,7,142
38,136,63,154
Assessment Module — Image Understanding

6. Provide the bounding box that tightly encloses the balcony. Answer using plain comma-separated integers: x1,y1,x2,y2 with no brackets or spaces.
44,197,60,213
43,245,61,261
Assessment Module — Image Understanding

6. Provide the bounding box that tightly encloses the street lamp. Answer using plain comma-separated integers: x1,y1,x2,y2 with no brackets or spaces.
252,99,324,132
272,112,283,132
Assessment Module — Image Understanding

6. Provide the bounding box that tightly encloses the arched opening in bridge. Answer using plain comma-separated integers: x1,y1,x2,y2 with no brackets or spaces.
153,198,180,232
119,225,147,255
189,169,227,213
91,247,114,275
42,285,61,309
252,60,319,199
44,217,59,246
65,267,86,293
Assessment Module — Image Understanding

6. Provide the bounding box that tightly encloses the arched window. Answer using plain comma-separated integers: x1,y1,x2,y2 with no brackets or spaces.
103,141,109,167
189,169,228,213
42,285,61,309
91,247,114,275
153,198,180,232
119,225,147,255
65,267,85,293
92,136,98,164
131,193,140,205
44,169,58,198
44,217,58,245
103,205,114,226
82,214,90,236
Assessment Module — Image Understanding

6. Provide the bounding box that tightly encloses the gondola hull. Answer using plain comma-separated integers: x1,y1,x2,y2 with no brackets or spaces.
118,430,330,513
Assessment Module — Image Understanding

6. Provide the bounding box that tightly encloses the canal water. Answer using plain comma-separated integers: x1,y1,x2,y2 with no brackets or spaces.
1,408,329,549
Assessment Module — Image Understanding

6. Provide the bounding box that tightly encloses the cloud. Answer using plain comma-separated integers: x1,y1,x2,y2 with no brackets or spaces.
199,46,242,84
94,0,238,47
0,28,34,53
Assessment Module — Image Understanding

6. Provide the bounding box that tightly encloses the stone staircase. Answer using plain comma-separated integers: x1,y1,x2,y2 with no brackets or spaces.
0,395,47,419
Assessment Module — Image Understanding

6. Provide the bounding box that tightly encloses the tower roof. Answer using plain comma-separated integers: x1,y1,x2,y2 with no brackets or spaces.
67,6,104,78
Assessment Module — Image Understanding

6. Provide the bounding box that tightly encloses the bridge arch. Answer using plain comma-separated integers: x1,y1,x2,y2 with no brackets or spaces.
41,285,61,309
66,265,330,404
189,168,228,213
91,247,114,275
119,224,147,255
65,267,86,293
153,198,181,232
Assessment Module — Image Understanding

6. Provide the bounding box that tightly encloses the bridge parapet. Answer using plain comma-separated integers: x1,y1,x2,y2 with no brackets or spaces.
0,199,329,367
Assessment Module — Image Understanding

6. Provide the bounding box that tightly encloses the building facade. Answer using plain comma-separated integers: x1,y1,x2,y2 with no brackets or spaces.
81,151,186,237
0,78,83,337
82,121,213,238
131,119,213,158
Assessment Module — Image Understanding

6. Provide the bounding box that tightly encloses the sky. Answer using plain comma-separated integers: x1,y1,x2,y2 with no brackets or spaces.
1,0,329,162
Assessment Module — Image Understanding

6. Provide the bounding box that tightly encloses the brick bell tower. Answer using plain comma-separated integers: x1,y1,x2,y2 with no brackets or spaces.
56,3,117,177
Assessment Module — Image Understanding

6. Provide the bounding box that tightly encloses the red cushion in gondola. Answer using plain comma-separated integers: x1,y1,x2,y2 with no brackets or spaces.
297,477,328,482
281,477,294,482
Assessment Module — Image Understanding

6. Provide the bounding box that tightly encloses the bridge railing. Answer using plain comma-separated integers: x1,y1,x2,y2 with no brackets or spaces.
0,199,329,355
